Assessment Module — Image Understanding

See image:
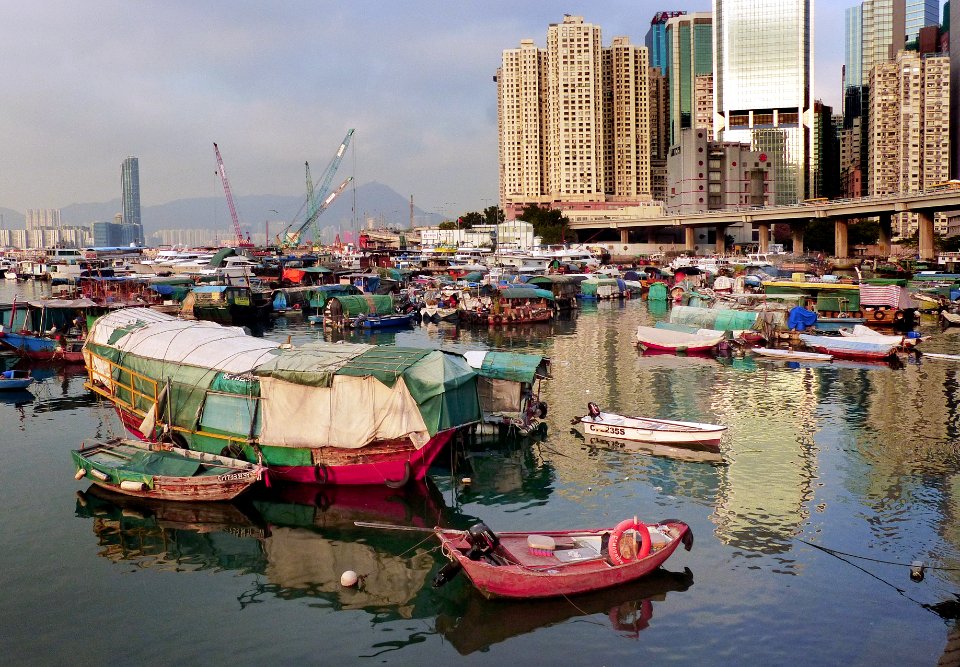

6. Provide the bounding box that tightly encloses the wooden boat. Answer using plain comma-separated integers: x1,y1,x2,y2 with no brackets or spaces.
575,403,726,447
83,308,483,486
0,330,85,362
798,334,899,360
71,437,264,501
750,347,833,362
634,325,725,354
433,518,693,599
920,352,960,362
0,369,34,390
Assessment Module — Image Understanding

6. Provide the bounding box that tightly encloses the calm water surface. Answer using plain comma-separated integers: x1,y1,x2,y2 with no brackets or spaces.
3,280,960,665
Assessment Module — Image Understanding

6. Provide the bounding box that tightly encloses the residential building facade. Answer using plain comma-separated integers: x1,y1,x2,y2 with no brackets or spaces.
498,15,653,217
869,50,951,236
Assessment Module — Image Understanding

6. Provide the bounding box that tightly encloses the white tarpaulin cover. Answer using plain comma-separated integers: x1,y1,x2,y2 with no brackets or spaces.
257,374,430,449
87,308,280,374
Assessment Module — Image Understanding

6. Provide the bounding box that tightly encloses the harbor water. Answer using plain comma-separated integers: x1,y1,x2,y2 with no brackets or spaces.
3,279,960,664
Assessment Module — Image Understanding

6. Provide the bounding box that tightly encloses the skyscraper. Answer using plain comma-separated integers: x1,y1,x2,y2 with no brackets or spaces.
121,156,144,245
905,0,939,43
498,15,652,216
713,0,813,204
665,12,713,146
845,5,864,89
644,11,686,75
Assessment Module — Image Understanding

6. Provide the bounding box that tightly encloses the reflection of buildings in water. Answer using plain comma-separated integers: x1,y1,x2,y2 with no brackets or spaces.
709,366,820,554
436,567,694,655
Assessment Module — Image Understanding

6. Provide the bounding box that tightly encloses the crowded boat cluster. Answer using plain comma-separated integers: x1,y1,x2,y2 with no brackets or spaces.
2,240,959,598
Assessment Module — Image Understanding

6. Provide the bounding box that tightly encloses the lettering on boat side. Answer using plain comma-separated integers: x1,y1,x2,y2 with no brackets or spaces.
586,423,625,436
217,471,253,482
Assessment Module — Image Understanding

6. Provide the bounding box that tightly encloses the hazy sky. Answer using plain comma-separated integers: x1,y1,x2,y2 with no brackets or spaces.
0,1,935,217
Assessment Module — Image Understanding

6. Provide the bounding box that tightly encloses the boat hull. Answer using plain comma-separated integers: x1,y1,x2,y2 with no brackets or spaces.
437,520,691,599
0,332,84,362
580,414,726,448
71,440,263,502
0,379,33,390
115,406,455,486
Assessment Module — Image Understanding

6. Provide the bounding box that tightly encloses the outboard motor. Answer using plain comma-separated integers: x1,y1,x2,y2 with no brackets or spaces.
465,522,500,561
587,402,601,419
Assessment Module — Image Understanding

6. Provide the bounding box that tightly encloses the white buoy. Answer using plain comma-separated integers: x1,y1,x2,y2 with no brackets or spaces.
74,469,86,480
340,570,359,587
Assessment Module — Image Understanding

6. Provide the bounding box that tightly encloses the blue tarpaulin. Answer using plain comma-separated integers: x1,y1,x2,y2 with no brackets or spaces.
788,306,818,331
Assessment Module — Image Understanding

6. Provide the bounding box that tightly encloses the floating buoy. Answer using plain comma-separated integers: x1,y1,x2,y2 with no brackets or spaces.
340,570,359,587
90,469,110,481
461,477,472,485
74,468,86,480
119,480,146,492
911,560,925,582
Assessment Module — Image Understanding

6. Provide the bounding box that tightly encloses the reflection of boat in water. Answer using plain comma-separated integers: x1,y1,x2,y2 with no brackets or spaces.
74,477,450,617
436,567,694,654
576,431,724,464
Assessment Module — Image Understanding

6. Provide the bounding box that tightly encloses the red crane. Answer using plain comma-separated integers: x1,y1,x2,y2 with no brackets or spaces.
213,142,253,247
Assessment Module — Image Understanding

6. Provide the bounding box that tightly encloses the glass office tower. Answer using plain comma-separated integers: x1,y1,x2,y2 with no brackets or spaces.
645,11,686,76
905,0,939,42
121,156,144,246
713,0,813,204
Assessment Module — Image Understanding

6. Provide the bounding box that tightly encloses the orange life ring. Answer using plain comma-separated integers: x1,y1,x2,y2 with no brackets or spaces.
608,517,651,565
874,309,886,321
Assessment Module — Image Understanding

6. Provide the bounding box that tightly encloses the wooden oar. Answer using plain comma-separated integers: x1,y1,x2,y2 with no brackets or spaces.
353,521,464,534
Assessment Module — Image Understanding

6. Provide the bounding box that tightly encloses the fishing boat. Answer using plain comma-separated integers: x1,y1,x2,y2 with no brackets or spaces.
941,311,960,326
432,518,693,599
463,350,550,437
0,369,34,390
458,288,555,326
798,334,900,360
634,325,725,354
0,297,93,362
575,403,726,448
324,294,414,329
71,437,264,501
83,308,481,486
750,347,834,362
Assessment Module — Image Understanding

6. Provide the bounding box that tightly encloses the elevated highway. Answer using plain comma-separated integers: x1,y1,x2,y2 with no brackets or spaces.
567,190,960,259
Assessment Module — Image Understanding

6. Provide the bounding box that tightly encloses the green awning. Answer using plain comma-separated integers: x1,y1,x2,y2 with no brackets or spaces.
329,294,394,317
478,352,546,383
499,288,554,300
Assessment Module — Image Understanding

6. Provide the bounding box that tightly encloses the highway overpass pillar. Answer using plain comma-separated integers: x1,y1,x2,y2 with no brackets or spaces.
834,218,849,258
792,226,805,256
715,225,728,255
919,210,935,261
620,229,629,244
685,226,695,252
757,223,770,253
878,213,892,257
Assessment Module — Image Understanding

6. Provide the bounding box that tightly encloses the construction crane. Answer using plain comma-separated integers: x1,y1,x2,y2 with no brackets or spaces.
213,142,253,247
305,161,320,239
278,176,352,248
309,129,354,241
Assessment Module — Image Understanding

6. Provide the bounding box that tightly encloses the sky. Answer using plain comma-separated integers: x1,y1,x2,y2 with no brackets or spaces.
0,1,938,219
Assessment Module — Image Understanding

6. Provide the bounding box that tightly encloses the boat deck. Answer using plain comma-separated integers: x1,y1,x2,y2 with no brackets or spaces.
496,534,607,569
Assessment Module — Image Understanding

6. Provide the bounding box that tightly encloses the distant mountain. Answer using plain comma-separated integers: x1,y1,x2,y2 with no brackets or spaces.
8,181,443,237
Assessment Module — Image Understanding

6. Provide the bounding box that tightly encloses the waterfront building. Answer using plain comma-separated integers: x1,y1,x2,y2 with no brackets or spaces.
810,102,841,200
497,15,652,218
713,0,813,204
665,127,775,217
644,10,686,75
869,50,950,237
121,156,144,246
846,5,864,89
92,220,143,248
665,12,713,146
